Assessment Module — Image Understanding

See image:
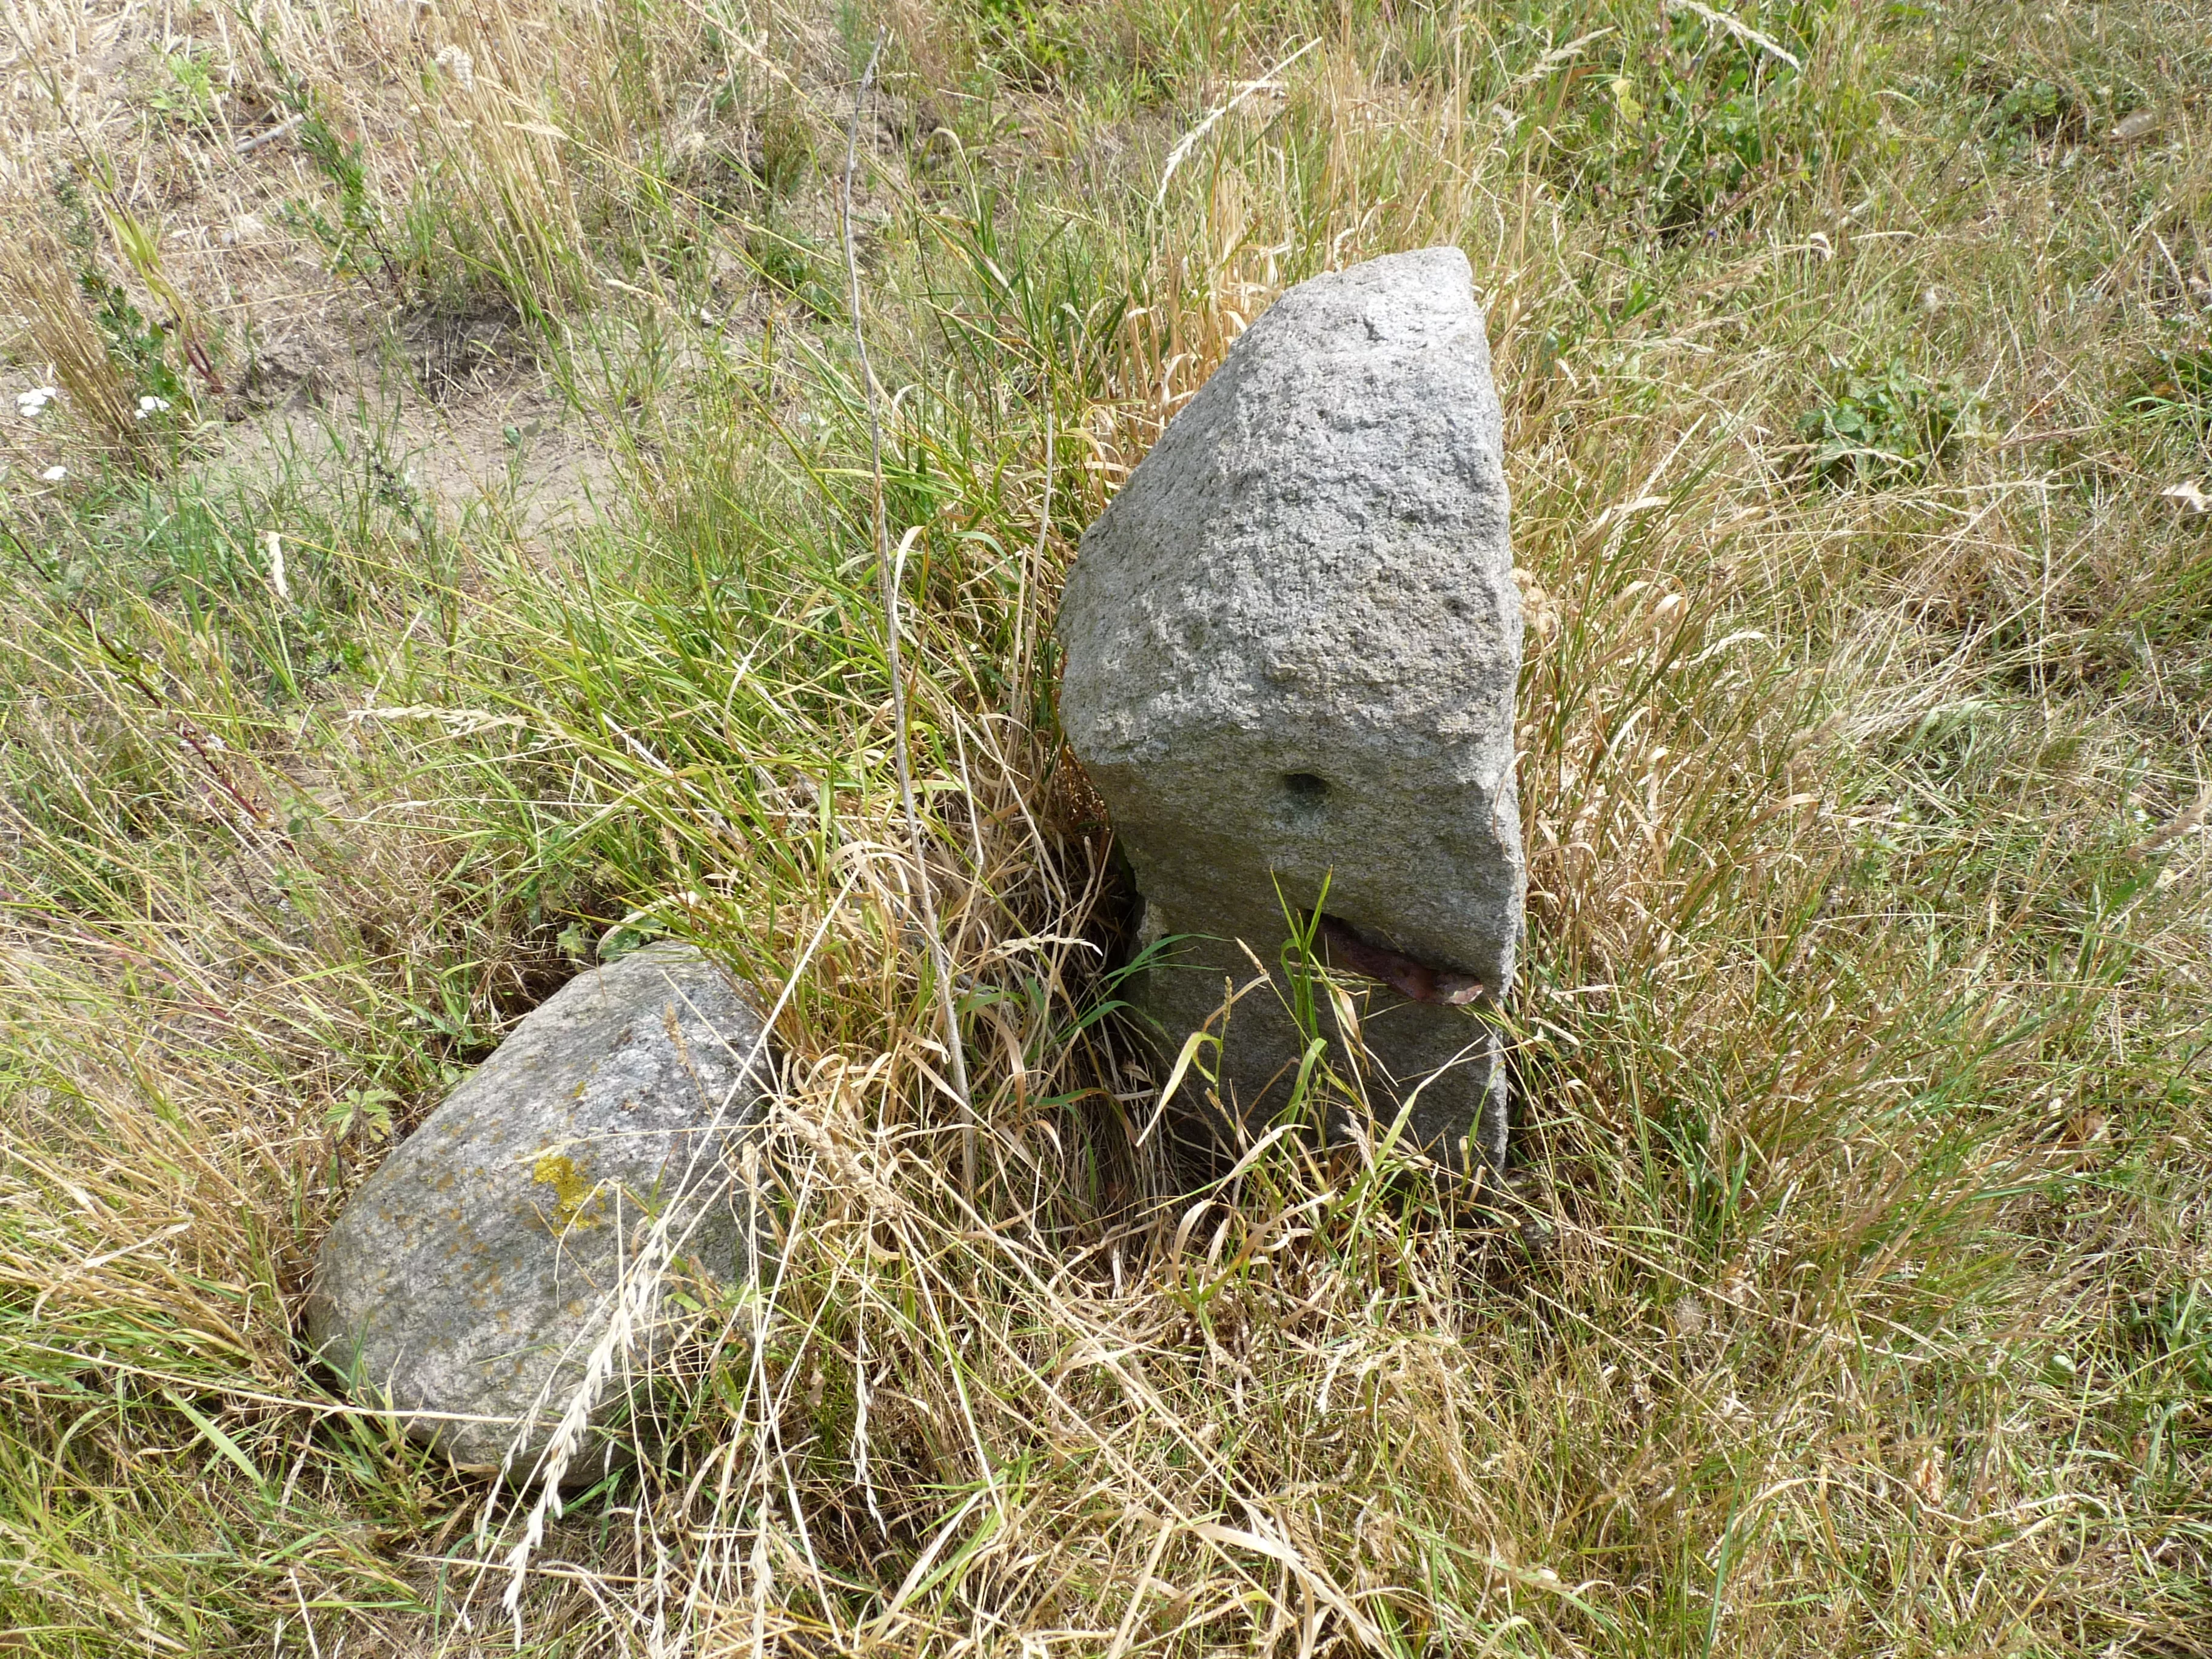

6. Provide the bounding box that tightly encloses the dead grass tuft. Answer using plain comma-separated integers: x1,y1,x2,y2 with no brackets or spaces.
1,0,2207,1654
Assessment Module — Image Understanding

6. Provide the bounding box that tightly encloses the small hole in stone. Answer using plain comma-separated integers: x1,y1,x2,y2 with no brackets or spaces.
1282,772,1329,811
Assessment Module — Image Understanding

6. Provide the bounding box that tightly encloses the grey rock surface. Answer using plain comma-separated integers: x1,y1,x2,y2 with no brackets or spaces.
306,942,769,1476
1057,246,1523,1165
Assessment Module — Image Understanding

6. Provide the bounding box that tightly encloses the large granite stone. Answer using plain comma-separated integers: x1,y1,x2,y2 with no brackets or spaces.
306,942,768,1476
1057,246,1523,1167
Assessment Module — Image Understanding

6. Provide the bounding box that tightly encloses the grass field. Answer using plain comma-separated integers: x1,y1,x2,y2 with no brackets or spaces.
2,0,2209,1652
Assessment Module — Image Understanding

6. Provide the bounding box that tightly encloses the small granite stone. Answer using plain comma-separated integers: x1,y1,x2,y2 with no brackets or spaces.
1057,246,1524,1166
305,942,769,1477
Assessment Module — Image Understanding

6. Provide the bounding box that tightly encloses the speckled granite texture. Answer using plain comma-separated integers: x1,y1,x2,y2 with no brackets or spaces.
306,942,769,1475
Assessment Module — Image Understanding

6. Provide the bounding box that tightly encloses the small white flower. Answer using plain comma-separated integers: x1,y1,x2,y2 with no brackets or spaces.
135,395,172,420
39,464,67,481
17,385,58,417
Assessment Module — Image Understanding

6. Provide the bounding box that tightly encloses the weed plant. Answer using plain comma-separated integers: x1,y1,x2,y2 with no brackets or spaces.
1,0,2209,1654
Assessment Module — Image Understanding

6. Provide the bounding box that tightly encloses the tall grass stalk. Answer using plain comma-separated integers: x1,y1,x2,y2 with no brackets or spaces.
841,27,978,1197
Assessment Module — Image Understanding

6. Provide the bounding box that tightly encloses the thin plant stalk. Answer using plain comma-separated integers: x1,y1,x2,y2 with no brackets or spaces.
841,28,978,1197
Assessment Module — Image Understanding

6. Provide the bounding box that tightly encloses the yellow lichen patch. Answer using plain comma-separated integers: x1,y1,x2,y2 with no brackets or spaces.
530,1151,604,1232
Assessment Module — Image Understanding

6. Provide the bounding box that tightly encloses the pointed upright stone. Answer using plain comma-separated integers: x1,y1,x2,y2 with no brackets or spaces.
1057,246,1523,1166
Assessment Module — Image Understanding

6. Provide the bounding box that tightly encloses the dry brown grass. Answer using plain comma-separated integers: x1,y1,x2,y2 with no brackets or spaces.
1,0,2207,1654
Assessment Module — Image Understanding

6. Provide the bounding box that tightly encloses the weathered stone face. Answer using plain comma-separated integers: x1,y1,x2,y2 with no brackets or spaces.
305,943,769,1478
1057,246,1523,1165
